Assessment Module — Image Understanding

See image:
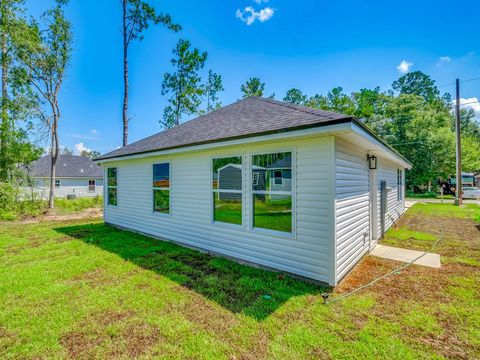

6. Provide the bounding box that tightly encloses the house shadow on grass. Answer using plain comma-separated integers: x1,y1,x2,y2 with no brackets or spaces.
54,222,330,320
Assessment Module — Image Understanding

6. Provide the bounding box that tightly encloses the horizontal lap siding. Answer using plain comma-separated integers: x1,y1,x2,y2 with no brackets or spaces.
335,139,370,282
373,158,405,243
104,136,334,283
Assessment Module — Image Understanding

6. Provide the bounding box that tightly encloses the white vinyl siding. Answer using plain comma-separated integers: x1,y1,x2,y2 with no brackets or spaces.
372,157,405,245
29,177,103,199
335,138,371,282
103,136,335,283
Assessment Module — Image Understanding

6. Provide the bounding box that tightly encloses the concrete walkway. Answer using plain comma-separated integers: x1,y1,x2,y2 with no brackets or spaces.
371,244,441,268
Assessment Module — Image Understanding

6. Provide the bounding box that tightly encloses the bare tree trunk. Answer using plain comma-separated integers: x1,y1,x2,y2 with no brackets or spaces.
122,0,128,147
0,28,8,181
48,102,60,210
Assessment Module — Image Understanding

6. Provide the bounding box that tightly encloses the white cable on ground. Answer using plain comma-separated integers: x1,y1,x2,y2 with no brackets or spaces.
324,222,444,305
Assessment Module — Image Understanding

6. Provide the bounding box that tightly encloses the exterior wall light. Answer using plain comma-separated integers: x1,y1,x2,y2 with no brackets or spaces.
367,154,377,169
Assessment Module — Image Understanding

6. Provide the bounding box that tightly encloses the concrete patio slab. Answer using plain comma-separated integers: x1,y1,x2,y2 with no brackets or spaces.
371,244,441,268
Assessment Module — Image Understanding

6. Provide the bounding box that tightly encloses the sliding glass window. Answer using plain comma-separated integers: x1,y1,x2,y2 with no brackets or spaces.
153,163,170,214
252,152,292,233
212,156,242,225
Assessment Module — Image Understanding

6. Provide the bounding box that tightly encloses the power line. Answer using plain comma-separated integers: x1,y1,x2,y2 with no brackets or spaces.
437,76,480,89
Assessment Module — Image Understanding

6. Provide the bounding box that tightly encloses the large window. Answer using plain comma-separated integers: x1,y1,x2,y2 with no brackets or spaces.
153,163,170,214
397,169,403,202
212,156,242,225
107,168,117,206
252,152,292,233
55,179,61,188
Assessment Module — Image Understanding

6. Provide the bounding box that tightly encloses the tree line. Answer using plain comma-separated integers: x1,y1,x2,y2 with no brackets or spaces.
1,0,479,213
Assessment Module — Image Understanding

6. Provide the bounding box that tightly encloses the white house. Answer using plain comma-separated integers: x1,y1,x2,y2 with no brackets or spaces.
95,97,411,285
28,154,103,199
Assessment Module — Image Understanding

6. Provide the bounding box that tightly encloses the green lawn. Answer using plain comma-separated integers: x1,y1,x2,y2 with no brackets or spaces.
0,203,479,358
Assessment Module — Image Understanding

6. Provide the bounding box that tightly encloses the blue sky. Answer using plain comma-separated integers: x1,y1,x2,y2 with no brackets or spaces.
27,0,480,155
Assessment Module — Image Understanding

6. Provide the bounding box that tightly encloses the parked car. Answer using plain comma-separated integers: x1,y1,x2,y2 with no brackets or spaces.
462,187,480,199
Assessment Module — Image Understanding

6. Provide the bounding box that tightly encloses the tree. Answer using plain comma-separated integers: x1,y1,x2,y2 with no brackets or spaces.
17,0,72,209
392,71,440,103
161,39,207,128
283,88,307,105
351,87,387,120
79,149,101,158
121,0,180,146
62,147,72,155
203,69,223,113
240,77,264,98
0,0,40,181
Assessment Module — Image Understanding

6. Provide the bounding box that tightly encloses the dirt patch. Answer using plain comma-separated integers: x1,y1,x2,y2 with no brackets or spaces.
60,331,103,359
0,326,19,350
65,268,117,288
121,322,163,358
61,310,163,359
9,207,102,225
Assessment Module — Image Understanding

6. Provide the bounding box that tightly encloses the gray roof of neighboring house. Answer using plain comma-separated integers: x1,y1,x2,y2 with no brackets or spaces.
267,156,292,169
28,155,103,178
96,97,353,160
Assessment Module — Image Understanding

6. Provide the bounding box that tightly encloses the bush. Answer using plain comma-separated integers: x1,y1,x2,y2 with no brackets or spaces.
0,182,103,221
406,191,438,199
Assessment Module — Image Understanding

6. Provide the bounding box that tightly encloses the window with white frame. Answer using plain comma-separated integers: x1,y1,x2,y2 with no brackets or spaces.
153,163,170,214
397,169,403,201
55,179,61,188
252,152,292,233
88,179,95,192
212,156,242,225
252,172,259,186
107,168,117,206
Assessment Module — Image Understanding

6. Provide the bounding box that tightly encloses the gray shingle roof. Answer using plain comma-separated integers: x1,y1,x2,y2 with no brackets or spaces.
96,97,353,160
28,155,103,178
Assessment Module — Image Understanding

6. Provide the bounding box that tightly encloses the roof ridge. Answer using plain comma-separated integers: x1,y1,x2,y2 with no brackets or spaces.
255,96,352,120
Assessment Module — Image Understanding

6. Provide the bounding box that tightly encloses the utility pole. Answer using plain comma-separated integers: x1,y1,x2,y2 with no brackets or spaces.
454,78,462,206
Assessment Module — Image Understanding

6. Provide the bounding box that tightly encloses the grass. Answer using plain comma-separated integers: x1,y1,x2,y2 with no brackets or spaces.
0,203,479,358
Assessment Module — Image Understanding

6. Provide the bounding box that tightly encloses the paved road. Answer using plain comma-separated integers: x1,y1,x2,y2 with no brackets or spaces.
406,198,480,205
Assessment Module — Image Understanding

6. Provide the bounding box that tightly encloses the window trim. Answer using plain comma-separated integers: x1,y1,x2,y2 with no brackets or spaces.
397,169,403,202
252,172,259,186
106,167,118,207
152,162,171,216
273,170,283,185
249,148,296,238
210,154,244,228
55,178,61,188
88,179,96,192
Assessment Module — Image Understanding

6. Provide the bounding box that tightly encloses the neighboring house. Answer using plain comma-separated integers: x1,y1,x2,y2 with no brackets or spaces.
217,164,266,200
27,154,103,199
95,97,411,285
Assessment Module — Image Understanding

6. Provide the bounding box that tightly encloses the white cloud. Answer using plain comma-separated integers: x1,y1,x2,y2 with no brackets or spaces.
91,129,97,135
252,0,269,3
236,6,275,25
396,60,413,74
458,97,480,117
74,142,91,155
437,56,451,66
